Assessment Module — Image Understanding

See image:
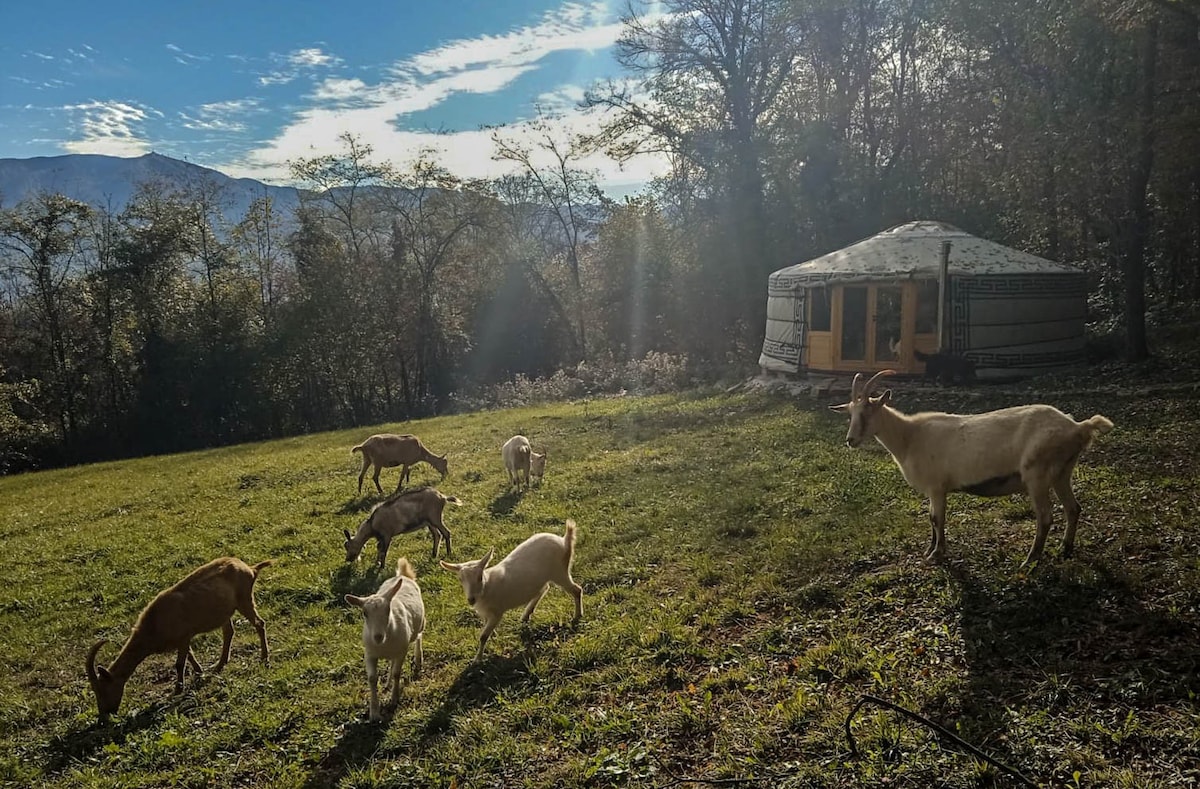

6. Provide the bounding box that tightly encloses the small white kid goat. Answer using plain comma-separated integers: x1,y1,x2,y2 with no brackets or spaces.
832,370,1114,567
501,435,546,491
440,519,582,661
345,557,425,721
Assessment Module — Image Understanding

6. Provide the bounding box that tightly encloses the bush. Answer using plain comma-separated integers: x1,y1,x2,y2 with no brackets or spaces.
448,352,694,412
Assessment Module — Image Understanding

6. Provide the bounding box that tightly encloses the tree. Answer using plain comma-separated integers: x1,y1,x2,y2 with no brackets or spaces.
0,193,93,443
493,112,602,360
589,0,802,354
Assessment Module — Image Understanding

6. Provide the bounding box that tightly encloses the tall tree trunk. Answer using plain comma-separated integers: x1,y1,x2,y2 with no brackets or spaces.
1122,18,1158,361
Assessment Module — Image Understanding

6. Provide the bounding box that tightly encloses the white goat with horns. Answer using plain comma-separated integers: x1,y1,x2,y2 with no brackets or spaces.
832,370,1114,567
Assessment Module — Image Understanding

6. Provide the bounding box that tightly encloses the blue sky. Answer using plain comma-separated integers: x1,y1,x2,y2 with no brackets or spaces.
0,0,668,192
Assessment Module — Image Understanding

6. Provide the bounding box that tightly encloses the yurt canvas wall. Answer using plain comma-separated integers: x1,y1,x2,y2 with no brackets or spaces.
759,221,1088,379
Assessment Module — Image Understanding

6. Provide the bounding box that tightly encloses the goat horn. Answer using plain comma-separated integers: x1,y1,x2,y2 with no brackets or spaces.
850,373,865,401
86,639,107,682
861,369,897,398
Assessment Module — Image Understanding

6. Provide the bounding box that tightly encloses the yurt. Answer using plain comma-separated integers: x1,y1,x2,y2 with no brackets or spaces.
759,221,1088,380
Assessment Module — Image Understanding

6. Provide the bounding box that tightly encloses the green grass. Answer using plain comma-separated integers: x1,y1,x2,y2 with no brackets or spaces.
2,388,1198,787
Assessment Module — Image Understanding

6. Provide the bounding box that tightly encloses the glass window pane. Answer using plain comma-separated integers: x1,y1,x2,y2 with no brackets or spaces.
915,280,939,334
875,288,902,362
810,288,831,331
841,286,867,360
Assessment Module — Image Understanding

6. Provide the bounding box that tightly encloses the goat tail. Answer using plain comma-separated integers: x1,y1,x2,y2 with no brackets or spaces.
395,556,416,580
444,495,463,507
562,519,578,568
1081,414,1115,438
251,559,274,576
351,443,364,455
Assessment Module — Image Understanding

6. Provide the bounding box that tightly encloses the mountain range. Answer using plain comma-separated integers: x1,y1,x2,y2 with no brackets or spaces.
0,152,301,223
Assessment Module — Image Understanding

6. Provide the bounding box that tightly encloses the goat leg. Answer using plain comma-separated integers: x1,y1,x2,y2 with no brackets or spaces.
173,644,191,693
186,649,203,677
365,655,381,721
1054,476,1082,559
1021,490,1055,569
925,494,948,563
212,619,234,672
474,618,500,662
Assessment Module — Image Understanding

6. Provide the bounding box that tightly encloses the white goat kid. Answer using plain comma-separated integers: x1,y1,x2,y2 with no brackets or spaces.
832,370,1114,567
345,557,425,721
440,520,582,662
501,435,546,491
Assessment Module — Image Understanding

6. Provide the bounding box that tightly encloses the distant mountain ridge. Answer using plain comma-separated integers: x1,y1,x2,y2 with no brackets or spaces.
0,152,301,223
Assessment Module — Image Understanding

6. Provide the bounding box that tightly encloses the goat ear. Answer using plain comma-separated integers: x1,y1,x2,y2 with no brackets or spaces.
874,389,893,406
383,577,403,601
829,402,850,413
345,594,364,607
480,548,495,570
97,666,112,682
342,529,352,542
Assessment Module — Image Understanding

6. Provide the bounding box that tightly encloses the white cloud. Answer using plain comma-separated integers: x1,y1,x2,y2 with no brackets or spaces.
407,1,619,75
289,47,339,68
257,46,342,86
60,100,158,157
180,98,262,132
219,1,669,192
166,43,210,65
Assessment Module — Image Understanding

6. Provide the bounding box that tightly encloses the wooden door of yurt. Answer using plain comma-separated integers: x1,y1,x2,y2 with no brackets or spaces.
833,284,904,369
805,280,941,374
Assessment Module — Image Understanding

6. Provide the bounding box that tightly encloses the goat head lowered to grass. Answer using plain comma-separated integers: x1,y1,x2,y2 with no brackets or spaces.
831,370,1113,567
86,557,271,720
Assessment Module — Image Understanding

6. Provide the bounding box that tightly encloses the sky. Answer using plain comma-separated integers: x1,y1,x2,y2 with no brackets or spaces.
0,0,669,194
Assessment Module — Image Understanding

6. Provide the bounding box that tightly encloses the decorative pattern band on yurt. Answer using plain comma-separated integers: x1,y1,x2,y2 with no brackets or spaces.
759,221,1088,380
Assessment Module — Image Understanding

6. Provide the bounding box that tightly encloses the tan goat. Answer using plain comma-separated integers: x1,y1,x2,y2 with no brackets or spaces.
352,434,448,494
86,557,271,720
344,486,462,564
832,370,1113,567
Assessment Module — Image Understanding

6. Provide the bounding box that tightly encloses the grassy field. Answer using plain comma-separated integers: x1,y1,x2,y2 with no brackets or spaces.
1,384,1198,788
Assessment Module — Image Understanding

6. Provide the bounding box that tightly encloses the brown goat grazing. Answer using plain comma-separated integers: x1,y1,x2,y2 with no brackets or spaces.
352,434,448,494
86,557,271,720
344,486,463,565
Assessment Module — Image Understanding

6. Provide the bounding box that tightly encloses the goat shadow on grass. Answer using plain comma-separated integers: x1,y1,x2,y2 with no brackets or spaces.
416,651,541,749
328,562,395,599
489,489,523,517
949,558,1200,780
336,496,383,516
40,691,186,777
299,716,390,789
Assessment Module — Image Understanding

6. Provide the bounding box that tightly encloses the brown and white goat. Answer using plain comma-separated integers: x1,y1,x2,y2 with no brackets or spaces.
832,370,1113,567
86,557,271,720
343,486,462,565
352,433,449,494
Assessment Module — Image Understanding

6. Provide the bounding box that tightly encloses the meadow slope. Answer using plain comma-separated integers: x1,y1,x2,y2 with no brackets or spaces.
1,388,1197,788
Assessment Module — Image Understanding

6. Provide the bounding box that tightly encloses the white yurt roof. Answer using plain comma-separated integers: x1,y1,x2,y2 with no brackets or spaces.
769,220,1081,286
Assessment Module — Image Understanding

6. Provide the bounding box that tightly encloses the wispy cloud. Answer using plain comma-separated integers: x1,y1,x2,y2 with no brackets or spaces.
408,1,619,76
221,2,662,190
61,100,160,156
180,98,262,132
257,46,341,86
167,43,210,66
289,48,339,68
